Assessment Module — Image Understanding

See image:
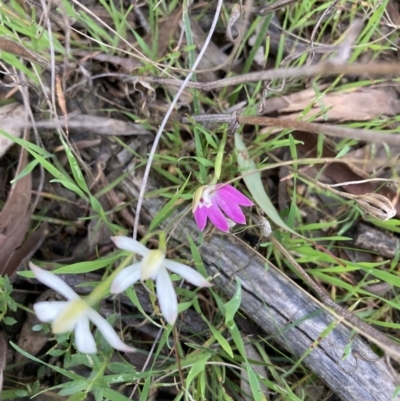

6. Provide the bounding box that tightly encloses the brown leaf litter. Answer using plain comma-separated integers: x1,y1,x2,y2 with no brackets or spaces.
261,86,400,122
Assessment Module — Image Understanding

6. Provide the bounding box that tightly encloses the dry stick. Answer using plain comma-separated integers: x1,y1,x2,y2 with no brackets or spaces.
236,115,400,145
258,0,302,15
183,114,400,145
199,62,400,90
269,235,400,363
139,61,400,90
79,61,400,95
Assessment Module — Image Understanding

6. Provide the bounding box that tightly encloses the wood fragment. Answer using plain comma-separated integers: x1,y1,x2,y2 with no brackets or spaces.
355,223,399,259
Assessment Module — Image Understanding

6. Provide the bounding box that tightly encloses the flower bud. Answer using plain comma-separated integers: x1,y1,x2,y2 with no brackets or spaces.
356,193,396,221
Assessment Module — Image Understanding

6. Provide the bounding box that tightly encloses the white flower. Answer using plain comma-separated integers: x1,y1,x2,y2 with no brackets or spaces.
110,236,212,325
29,262,135,354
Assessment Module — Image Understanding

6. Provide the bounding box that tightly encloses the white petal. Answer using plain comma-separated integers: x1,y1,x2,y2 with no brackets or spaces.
156,267,178,325
163,260,212,287
29,262,79,301
74,315,97,354
111,236,149,256
33,301,69,322
110,263,141,294
86,308,136,353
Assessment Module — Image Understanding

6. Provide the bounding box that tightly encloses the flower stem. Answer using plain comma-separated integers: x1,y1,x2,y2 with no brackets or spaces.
214,129,228,182
85,254,133,306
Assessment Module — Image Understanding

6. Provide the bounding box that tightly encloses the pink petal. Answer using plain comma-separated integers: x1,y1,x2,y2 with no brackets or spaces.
217,185,253,206
207,203,229,232
214,194,246,224
193,206,208,231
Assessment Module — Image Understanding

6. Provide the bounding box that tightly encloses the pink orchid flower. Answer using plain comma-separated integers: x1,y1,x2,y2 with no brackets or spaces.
192,184,253,232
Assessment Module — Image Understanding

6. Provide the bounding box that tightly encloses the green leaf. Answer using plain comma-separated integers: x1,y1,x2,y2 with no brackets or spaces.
3,317,17,325
149,177,189,231
1,389,30,400
187,234,207,277
108,362,137,375
139,375,151,401
11,159,40,183
229,322,245,357
67,391,87,401
58,379,88,396
359,266,400,288
245,362,263,401
48,348,66,357
235,133,299,237
224,277,242,324
126,287,151,323
93,387,104,401
190,156,214,167
50,179,87,199
186,353,210,389
53,254,120,274
9,342,83,380
102,373,140,384
103,388,135,401
208,324,233,358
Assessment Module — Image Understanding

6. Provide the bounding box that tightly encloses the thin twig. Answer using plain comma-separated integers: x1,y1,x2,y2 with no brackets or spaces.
183,113,400,145
78,61,400,94
258,0,302,15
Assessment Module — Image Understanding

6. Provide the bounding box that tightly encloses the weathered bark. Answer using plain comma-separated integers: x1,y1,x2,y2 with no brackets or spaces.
120,172,400,401
355,223,399,259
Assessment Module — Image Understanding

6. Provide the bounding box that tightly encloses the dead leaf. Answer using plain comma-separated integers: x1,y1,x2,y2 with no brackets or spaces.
0,132,33,277
0,37,57,72
156,8,182,59
294,131,400,216
386,0,400,26
191,20,232,81
263,87,400,122
5,224,48,277
16,290,59,368
0,103,25,158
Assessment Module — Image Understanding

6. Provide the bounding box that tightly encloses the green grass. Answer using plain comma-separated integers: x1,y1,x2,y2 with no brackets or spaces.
1,0,400,400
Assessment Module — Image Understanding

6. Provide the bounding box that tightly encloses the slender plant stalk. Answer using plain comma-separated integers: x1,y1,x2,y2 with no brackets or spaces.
132,0,224,240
